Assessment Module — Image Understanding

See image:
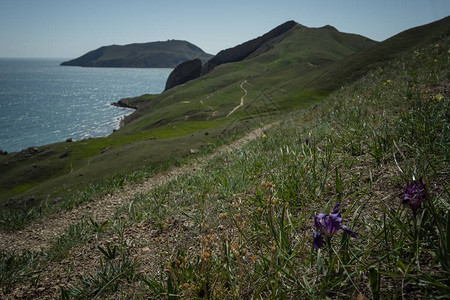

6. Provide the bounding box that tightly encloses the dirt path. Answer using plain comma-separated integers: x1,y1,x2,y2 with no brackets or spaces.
0,124,272,253
227,80,248,118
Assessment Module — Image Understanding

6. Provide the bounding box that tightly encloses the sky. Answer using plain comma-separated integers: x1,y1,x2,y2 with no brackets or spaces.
0,0,449,59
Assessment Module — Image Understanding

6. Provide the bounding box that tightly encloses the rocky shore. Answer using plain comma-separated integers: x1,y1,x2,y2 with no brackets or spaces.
111,99,138,110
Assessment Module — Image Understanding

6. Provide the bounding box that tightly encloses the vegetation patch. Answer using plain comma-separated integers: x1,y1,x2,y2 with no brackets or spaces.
0,33,448,299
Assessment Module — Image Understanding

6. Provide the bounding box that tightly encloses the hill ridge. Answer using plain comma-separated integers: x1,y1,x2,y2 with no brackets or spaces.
164,21,299,90
60,40,213,68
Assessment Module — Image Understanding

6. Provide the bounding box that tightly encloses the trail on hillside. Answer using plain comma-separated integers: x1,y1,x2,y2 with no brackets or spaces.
0,124,273,253
227,80,248,118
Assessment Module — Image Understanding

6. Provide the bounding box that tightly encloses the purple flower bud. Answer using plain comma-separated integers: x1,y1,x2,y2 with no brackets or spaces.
313,231,324,249
403,178,428,214
332,203,341,214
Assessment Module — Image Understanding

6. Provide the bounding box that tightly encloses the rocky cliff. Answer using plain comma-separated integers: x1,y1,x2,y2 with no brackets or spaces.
164,58,202,91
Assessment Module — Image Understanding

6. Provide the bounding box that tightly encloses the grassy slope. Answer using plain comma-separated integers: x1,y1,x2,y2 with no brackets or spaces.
125,24,376,128
1,32,448,300
0,24,376,207
311,16,450,91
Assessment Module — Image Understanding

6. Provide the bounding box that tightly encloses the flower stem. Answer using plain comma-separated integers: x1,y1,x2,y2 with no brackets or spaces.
326,237,333,277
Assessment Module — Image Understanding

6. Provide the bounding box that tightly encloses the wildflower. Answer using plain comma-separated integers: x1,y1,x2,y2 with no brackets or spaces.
386,79,391,83
407,77,412,82
435,94,444,101
434,59,438,63
435,44,439,48
305,138,309,145
403,178,428,214
313,203,358,249
262,134,267,139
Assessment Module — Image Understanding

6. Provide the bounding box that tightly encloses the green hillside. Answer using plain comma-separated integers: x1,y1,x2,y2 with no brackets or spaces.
120,23,376,132
60,40,213,68
313,15,450,90
122,15,450,133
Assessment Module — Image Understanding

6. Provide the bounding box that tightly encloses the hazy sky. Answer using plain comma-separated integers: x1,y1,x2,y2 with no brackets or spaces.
0,0,449,58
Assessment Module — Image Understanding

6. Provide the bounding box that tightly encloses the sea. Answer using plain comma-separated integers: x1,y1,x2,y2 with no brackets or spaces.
0,58,172,153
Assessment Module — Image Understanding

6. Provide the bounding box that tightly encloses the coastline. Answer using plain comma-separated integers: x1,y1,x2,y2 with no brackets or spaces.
111,99,138,110
1,97,137,154
116,107,136,128
110,97,143,128
0,59,170,153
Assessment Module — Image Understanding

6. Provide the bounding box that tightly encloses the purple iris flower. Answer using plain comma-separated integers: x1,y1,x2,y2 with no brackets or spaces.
313,203,359,249
403,178,428,214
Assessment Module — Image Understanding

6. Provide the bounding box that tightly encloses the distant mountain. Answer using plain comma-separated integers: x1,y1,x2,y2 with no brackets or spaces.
130,21,378,126
164,20,376,90
165,20,299,90
60,40,213,68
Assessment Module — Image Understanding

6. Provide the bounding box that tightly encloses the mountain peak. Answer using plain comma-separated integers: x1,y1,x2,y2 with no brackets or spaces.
320,25,339,32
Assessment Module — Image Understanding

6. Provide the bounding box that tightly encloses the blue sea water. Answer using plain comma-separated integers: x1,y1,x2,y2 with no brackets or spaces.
0,58,172,153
